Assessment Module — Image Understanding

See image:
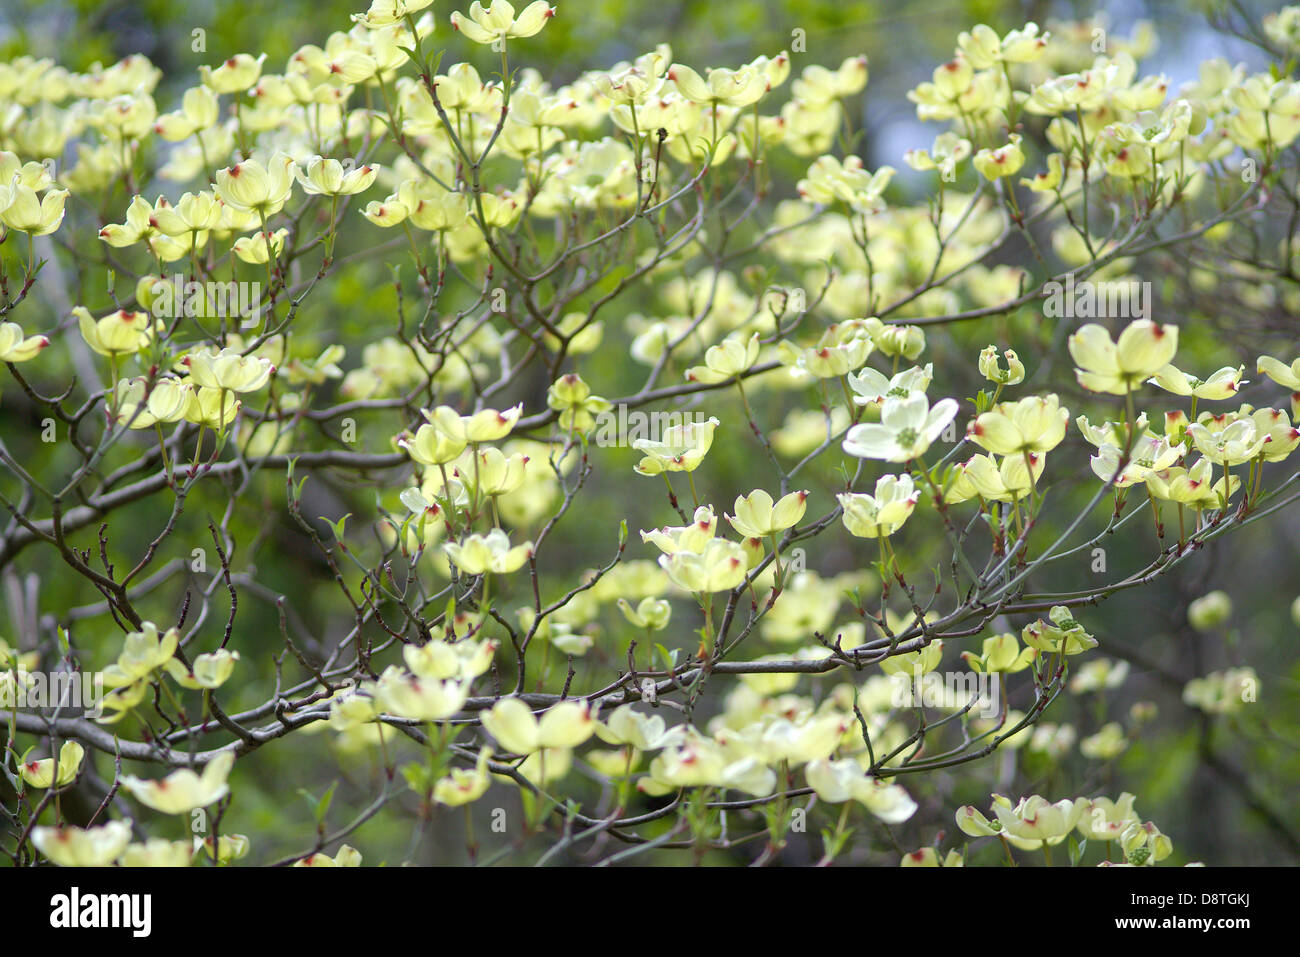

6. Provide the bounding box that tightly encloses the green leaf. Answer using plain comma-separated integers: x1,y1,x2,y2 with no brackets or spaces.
1068,834,1085,867
400,762,432,794
315,781,337,823
320,513,352,542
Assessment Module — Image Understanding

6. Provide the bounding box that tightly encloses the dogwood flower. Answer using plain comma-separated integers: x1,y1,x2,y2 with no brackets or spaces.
199,53,266,93
232,227,287,265
958,22,1050,69
978,345,1025,385
749,714,848,765
843,393,958,462
1022,606,1097,655
1187,590,1233,632
791,55,869,103
75,307,152,357
1183,667,1258,714
1149,364,1245,400
686,332,760,383
1069,658,1131,693
153,86,219,141
32,821,132,867
632,416,720,475
796,155,895,211
104,621,179,685
1250,407,1300,461
865,319,925,360
184,386,242,431
453,447,530,497
1076,793,1141,840
1090,435,1182,487
845,364,933,408
642,733,775,796
352,0,434,28
482,697,595,754
0,151,54,191
1080,722,1128,760
1076,412,1151,449
1258,354,1300,390
878,639,944,678
403,637,497,681
943,452,1045,503
451,2,555,45
443,528,534,575
95,681,151,725
1146,459,1233,507
97,195,160,248
164,649,240,690
370,667,472,720
727,489,807,538
838,474,919,538
617,596,672,631
993,794,1084,845
1022,153,1065,192
961,633,1036,673
295,156,380,196
546,373,612,432
193,833,251,862
658,538,748,593
1,185,68,235
804,758,918,822
902,847,964,867
777,334,873,378
399,423,467,466
669,63,768,109
904,131,972,181
149,191,222,235
597,48,670,106
641,505,717,555
433,747,495,807
120,839,194,867
1119,820,1174,865
0,321,48,362
973,134,1026,179
181,347,275,392
294,845,363,866
1068,320,1179,395
967,393,1069,455
1187,419,1266,465
19,741,85,788
214,153,297,216
121,751,236,814
955,800,1029,843
596,704,686,751
424,403,523,442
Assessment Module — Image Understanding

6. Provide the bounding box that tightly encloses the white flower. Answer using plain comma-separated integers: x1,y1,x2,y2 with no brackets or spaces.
842,393,958,462
805,758,918,822
451,1,555,45
32,821,132,867
845,364,933,408
838,474,920,538
121,751,236,814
